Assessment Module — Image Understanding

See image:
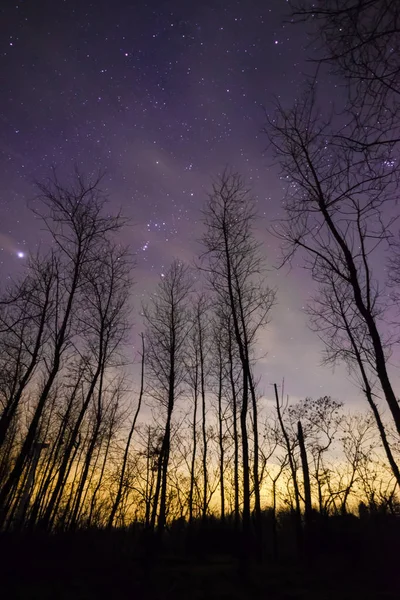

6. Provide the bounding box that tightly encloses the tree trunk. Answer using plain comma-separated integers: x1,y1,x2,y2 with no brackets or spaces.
217,357,225,521
199,323,207,520
298,420,312,525
0,279,52,451
108,335,145,528
188,368,198,524
41,363,103,531
0,261,81,524
249,376,261,523
274,384,302,551
88,421,113,526
228,334,240,529
157,409,173,533
240,371,250,532
69,418,101,530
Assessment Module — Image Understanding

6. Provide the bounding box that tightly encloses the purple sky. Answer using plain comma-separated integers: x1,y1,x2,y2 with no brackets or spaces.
2,0,394,408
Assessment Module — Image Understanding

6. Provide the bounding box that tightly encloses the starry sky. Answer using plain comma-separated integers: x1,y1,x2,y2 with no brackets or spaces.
0,0,383,407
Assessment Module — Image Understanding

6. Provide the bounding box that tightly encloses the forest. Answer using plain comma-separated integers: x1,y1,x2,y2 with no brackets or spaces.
1,1,400,599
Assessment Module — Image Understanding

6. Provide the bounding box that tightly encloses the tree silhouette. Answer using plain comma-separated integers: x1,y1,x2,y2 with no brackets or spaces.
201,170,275,534
267,88,400,446
143,260,192,534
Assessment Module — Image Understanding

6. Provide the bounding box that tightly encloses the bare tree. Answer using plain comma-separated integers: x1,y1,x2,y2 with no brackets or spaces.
289,396,344,512
184,298,204,523
210,311,231,522
65,243,132,530
0,172,125,523
193,295,210,520
307,275,400,487
267,88,400,444
201,170,275,532
0,170,130,529
143,260,192,533
0,253,57,452
48,244,131,530
338,412,375,513
220,311,242,528
87,391,122,526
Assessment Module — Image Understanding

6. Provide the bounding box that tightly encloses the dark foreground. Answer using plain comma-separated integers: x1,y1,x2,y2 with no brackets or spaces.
1,517,398,599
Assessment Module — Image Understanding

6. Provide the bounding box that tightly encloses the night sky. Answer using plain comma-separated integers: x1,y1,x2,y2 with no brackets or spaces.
0,0,380,406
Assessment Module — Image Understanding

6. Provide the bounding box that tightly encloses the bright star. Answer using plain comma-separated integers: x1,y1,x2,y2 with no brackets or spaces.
17,251,25,258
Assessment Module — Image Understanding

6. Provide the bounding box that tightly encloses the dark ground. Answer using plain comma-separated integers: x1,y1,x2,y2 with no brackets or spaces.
1,516,398,599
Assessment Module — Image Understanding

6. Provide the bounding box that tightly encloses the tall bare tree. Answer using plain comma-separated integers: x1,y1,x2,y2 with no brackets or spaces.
267,88,400,443
0,253,57,452
201,170,275,531
307,276,400,487
289,396,344,512
43,241,132,530
143,260,192,533
194,295,210,520
0,170,129,528
210,310,231,522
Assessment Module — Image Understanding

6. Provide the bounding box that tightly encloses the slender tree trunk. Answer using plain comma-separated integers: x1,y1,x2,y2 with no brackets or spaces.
0,264,81,524
59,430,90,530
240,370,250,532
272,479,278,560
217,357,225,521
76,440,103,526
220,222,251,531
46,430,82,529
88,416,114,526
0,419,18,487
249,370,262,559
157,408,173,533
0,281,52,451
108,335,145,528
339,303,400,487
320,203,400,436
199,321,207,520
144,428,153,528
28,383,79,528
228,334,240,528
189,368,198,524
28,441,58,528
274,384,302,551
365,389,400,487
150,448,163,531
41,352,105,530
298,421,312,525
249,373,261,531
70,362,109,529
69,418,101,530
